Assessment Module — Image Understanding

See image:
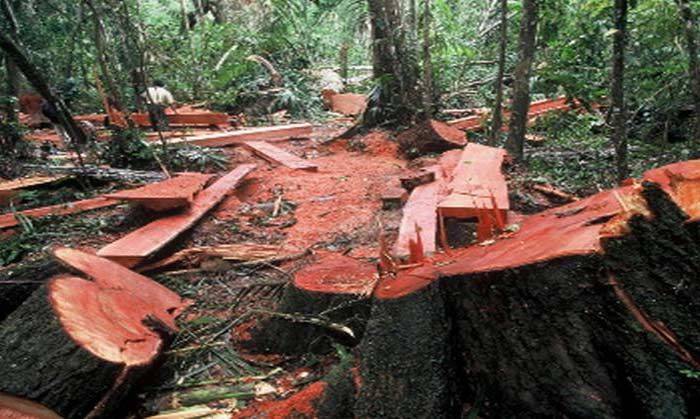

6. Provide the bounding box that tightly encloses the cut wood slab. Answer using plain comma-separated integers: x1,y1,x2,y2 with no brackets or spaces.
0,197,119,230
242,141,318,171
97,164,256,267
166,123,313,147
0,175,69,205
438,143,509,240
393,167,444,259
130,112,229,128
329,93,367,116
104,173,213,211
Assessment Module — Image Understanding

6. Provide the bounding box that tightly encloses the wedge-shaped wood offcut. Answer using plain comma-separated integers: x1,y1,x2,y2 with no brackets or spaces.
438,143,509,241
104,173,213,211
167,123,313,147
98,164,256,267
0,197,119,229
242,141,318,171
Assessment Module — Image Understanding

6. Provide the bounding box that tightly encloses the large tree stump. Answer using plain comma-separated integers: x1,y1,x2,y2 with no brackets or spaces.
248,253,377,354
0,249,189,418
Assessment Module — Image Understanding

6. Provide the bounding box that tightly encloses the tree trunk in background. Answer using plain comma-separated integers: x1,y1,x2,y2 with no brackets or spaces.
0,31,87,145
676,0,700,144
85,0,124,111
365,0,420,127
489,0,508,145
611,0,629,183
506,0,538,162
339,42,350,82
1,0,20,123
422,0,433,118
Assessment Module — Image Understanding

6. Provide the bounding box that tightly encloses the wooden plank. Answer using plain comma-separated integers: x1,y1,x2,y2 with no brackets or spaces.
130,112,229,128
0,197,119,229
104,173,213,211
393,167,443,259
0,175,69,193
241,141,318,171
97,164,256,267
165,123,313,147
438,143,509,240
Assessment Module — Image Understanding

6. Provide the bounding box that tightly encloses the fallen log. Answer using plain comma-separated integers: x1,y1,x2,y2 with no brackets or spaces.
241,141,318,171
328,93,366,116
165,124,313,148
396,120,467,158
23,164,168,183
104,173,213,212
98,164,256,267
0,196,119,230
248,252,377,354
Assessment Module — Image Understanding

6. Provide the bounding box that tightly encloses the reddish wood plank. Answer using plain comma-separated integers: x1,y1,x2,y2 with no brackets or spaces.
104,173,213,211
0,197,119,229
393,167,444,259
242,141,318,171
167,123,313,147
447,114,483,131
438,144,509,240
130,112,229,127
97,164,256,267
0,175,68,193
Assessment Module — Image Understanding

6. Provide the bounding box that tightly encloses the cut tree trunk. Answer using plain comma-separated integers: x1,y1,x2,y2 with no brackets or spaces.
396,119,467,158
0,276,176,418
246,160,700,418
247,253,377,354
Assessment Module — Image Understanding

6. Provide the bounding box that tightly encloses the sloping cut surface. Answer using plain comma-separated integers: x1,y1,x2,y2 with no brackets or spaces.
98,165,256,267
0,197,118,229
49,276,163,365
167,124,313,147
294,253,378,295
52,248,189,327
104,173,213,211
242,141,318,171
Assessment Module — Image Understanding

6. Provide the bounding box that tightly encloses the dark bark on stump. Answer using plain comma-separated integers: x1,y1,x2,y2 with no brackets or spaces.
0,284,155,418
0,256,61,321
355,281,462,418
249,284,372,355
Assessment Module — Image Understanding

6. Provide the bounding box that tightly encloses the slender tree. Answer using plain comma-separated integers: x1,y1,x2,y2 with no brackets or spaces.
422,0,433,118
1,0,20,123
489,0,508,145
676,0,700,143
506,0,538,161
611,0,629,182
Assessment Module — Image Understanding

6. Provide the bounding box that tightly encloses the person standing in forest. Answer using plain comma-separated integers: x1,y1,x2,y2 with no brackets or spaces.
141,80,177,131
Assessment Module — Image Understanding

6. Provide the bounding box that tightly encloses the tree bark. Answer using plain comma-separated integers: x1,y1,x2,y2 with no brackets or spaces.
365,0,420,126
676,0,700,144
611,0,629,183
506,0,539,162
0,31,88,146
1,0,21,123
489,0,508,145
422,0,434,118
85,0,124,111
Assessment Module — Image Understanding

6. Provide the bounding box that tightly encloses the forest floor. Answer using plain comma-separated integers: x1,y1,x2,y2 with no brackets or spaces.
1,108,696,417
